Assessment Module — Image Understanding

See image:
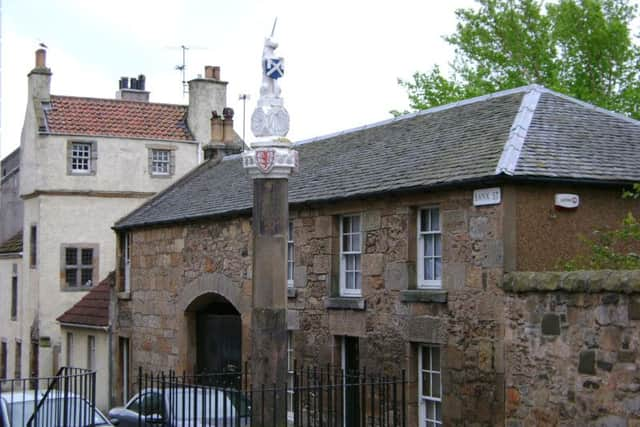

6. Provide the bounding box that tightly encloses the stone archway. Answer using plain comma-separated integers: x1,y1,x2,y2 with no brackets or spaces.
177,273,250,375
186,293,241,374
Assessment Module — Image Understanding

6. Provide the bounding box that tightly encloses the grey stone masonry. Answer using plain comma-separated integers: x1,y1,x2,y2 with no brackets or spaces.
501,270,640,293
503,270,640,426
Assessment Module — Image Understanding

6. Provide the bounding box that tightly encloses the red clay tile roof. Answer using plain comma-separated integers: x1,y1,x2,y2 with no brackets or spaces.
43,95,194,141
0,231,22,254
57,271,114,328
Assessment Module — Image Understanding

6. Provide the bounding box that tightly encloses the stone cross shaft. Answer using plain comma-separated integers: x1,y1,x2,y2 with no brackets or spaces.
242,32,296,427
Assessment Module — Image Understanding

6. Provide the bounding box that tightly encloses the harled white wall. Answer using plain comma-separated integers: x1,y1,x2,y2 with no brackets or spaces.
61,326,110,411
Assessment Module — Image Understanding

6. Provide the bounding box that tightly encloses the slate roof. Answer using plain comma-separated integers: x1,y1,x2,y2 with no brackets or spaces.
0,231,23,254
115,85,640,230
56,272,113,328
43,95,193,141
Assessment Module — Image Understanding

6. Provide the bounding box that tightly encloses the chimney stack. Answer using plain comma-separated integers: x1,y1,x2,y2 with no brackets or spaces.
188,66,228,159
116,74,150,102
28,49,52,102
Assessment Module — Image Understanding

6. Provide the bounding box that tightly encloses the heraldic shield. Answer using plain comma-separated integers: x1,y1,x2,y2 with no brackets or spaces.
256,148,276,174
264,57,284,79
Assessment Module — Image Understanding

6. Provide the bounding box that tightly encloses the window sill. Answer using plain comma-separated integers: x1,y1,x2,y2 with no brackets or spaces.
61,286,93,292
325,297,366,311
400,289,448,304
150,174,173,179
287,287,296,298
118,291,132,301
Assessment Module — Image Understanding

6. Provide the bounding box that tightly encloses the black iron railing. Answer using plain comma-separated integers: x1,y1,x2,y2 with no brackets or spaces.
0,366,97,427
131,364,407,427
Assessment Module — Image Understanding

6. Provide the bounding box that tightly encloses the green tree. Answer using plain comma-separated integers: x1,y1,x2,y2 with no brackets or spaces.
396,0,640,117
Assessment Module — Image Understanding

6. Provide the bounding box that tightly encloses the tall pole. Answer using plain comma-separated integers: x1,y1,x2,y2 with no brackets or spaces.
238,94,250,147
242,31,294,427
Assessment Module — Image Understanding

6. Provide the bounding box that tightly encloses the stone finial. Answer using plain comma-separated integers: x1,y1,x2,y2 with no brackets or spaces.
242,28,297,179
249,35,290,141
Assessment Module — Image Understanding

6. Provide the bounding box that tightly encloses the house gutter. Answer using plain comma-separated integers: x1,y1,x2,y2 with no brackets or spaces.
57,322,110,332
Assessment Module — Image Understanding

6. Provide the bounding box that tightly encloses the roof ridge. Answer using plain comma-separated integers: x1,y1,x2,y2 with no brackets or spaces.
294,84,539,147
496,87,542,175
50,94,188,109
531,86,640,127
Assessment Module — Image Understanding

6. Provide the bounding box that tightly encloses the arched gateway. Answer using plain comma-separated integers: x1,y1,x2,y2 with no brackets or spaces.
178,272,249,375
186,293,241,374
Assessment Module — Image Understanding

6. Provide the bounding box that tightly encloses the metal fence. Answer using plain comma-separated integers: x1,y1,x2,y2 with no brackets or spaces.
128,364,407,427
0,366,97,427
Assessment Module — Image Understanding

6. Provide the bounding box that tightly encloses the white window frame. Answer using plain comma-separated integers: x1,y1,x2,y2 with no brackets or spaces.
287,221,294,288
340,214,362,297
87,335,96,371
124,233,132,292
150,149,171,176
419,345,442,426
287,331,294,421
417,207,442,289
71,142,92,173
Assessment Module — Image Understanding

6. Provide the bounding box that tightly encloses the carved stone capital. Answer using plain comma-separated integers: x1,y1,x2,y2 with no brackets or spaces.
242,147,298,179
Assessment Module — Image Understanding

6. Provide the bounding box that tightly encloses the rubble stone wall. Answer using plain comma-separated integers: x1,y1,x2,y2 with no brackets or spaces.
117,188,508,426
116,218,253,375
501,271,640,427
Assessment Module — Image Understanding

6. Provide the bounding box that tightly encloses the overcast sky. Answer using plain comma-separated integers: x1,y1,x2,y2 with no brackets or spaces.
1,0,499,156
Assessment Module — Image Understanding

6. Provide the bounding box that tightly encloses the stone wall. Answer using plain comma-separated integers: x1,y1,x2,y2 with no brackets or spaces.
117,188,509,425
116,218,253,376
271,190,507,426
501,271,640,427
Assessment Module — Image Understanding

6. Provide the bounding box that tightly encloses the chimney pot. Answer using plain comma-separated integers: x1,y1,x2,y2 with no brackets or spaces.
35,49,47,68
204,66,221,80
210,111,224,142
138,74,146,91
222,108,235,144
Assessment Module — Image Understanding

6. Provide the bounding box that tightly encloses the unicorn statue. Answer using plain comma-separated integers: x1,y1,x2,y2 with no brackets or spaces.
251,20,290,140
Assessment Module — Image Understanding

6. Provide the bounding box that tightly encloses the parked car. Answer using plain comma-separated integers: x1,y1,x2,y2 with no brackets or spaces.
0,390,112,427
108,387,249,427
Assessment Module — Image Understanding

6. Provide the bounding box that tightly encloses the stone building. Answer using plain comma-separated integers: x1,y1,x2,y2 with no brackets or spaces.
112,85,640,425
0,48,238,410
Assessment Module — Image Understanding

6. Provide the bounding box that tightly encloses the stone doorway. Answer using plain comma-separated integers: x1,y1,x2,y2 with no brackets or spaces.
187,293,242,375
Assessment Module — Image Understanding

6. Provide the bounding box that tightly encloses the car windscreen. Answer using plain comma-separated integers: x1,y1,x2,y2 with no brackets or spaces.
6,397,108,426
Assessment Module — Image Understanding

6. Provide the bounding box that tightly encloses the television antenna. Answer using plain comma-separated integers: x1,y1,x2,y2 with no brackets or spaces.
166,44,206,96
